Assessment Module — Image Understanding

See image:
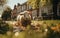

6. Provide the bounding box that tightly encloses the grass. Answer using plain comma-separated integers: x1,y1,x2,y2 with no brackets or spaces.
0,20,60,38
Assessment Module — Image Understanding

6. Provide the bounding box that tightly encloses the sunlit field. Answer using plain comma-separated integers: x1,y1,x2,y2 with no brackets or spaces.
0,20,60,38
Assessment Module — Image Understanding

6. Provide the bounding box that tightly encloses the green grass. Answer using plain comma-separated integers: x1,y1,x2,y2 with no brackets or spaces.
0,20,60,38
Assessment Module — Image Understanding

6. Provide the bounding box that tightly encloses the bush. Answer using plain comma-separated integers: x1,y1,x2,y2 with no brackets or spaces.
0,20,9,34
1,7,12,21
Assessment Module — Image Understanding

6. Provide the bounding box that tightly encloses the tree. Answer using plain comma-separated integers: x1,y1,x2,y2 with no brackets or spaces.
49,0,60,19
28,0,40,17
0,0,7,6
1,7,12,21
27,0,37,9
52,0,59,19
27,0,49,17
28,0,60,19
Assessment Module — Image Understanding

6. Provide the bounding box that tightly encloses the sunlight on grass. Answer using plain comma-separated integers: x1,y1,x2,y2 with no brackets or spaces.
0,20,60,38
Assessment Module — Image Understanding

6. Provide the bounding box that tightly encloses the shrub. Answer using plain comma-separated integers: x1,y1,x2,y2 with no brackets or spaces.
0,20,9,34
